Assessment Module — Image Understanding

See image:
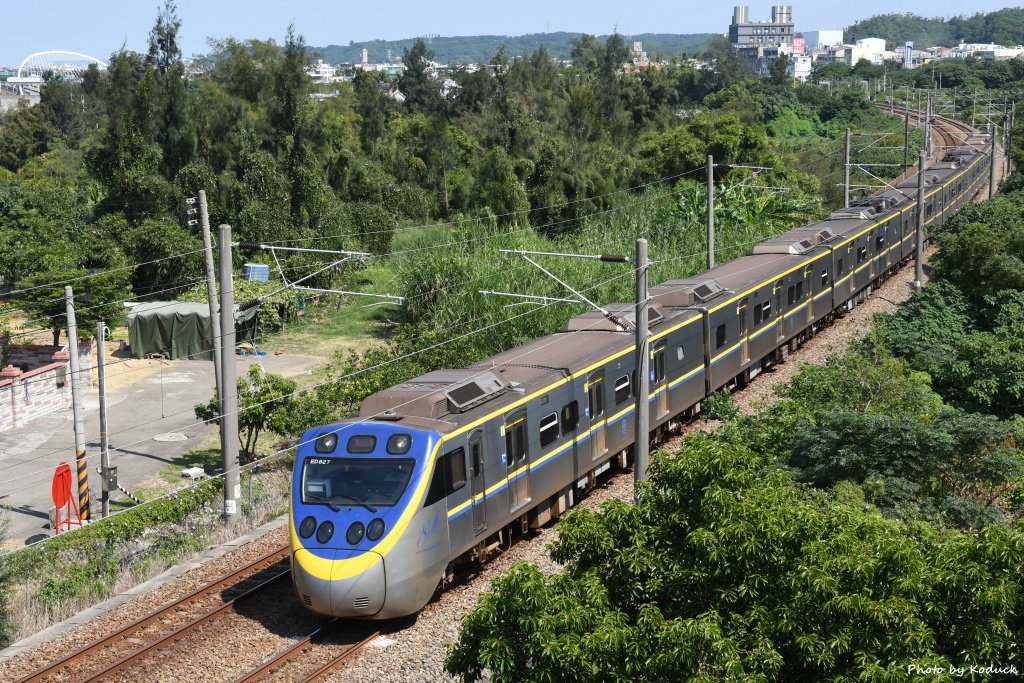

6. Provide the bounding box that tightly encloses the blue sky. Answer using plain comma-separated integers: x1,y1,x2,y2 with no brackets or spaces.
2,1,1020,66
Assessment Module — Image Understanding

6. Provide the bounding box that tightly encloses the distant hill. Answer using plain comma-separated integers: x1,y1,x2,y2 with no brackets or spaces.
309,32,718,65
845,8,1024,50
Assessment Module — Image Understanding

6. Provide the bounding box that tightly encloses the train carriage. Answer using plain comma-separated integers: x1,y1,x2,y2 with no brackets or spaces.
290,114,995,620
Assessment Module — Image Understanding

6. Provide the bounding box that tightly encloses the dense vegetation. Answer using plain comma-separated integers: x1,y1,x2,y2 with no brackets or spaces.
444,180,1024,680
846,8,1024,50
311,32,717,65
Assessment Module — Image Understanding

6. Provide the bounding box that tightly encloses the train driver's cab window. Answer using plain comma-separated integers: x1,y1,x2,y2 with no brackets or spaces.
560,401,579,435
716,323,727,349
614,375,631,405
539,412,559,447
425,447,466,506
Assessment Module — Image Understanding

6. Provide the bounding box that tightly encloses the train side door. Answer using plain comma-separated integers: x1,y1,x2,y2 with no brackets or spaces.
469,430,486,534
653,342,669,418
738,299,749,364
588,373,607,460
774,280,784,342
503,413,531,513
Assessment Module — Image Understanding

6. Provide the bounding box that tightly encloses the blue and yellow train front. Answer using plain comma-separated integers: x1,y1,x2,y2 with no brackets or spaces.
290,421,449,619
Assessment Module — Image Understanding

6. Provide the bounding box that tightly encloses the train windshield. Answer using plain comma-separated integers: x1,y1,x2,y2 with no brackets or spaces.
301,457,416,508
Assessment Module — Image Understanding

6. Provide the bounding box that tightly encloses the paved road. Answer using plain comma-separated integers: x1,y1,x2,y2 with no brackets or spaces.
0,354,322,547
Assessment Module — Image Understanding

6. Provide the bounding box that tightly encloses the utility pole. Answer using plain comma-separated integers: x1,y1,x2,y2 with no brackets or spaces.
990,125,999,200
199,191,224,457
218,224,240,520
706,154,714,269
96,321,112,518
925,94,932,158
915,151,926,293
65,286,90,522
844,127,851,207
903,105,910,177
633,238,649,502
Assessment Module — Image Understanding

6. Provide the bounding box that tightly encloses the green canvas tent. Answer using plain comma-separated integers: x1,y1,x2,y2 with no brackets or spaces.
127,302,259,360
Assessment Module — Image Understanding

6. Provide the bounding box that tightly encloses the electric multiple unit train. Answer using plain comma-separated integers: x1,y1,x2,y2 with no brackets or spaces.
290,113,994,619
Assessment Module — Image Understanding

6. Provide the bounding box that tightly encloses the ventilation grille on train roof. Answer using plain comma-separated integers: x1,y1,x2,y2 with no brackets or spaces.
444,370,509,413
692,281,723,302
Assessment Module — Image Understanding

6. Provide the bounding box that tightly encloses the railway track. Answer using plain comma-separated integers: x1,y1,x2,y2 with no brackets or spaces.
15,546,291,683
233,622,380,682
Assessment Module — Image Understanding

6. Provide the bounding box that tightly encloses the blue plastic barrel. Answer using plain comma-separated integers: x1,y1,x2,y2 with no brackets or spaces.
242,263,270,282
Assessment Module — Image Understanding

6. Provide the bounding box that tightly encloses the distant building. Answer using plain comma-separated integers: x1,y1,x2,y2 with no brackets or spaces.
729,5,795,49
729,5,796,74
802,30,843,50
790,55,812,81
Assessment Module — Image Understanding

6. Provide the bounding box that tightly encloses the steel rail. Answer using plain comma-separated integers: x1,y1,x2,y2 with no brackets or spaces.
232,623,380,683
79,568,292,681
14,545,290,683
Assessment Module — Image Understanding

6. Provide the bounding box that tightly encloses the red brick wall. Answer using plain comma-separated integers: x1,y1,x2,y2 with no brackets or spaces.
0,341,93,432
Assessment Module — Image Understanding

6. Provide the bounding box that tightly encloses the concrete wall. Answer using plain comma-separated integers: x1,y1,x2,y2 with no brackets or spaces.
0,341,93,432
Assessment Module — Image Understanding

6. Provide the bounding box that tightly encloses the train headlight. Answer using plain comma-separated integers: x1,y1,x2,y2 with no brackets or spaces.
346,521,365,545
316,520,335,544
314,432,338,453
299,515,317,539
366,518,385,541
387,433,412,454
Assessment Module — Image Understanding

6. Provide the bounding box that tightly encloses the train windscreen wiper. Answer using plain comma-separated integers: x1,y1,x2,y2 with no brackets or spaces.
332,494,378,513
306,495,340,512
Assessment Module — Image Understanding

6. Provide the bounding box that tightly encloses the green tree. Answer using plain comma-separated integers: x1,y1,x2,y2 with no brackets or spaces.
398,39,442,113
446,435,1024,681
194,365,297,463
0,103,58,172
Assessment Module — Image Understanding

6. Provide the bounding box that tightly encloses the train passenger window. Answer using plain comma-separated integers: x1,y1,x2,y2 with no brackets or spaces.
795,281,803,301
926,204,933,218
614,375,631,405
347,435,376,454
876,234,885,250
560,401,579,434
588,380,605,418
857,246,868,263
787,285,795,306
754,304,762,325
447,448,467,491
539,412,559,447
821,269,829,287
676,345,684,361
653,344,667,383
716,323,727,349
761,301,771,319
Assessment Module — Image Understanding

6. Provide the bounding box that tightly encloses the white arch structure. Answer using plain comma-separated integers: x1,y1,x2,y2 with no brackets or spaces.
9,51,107,94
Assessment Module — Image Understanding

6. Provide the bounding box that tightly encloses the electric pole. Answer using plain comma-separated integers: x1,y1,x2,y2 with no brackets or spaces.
218,224,240,520
990,125,999,200
96,321,112,518
199,191,224,456
65,286,90,521
915,151,926,293
844,127,851,207
633,238,649,502
903,105,910,177
706,155,714,269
